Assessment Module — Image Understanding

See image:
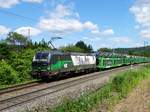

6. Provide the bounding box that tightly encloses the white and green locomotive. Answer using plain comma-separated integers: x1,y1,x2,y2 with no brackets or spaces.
32,50,96,79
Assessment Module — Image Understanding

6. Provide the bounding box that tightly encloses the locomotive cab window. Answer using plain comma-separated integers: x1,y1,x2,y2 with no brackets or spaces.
35,53,49,60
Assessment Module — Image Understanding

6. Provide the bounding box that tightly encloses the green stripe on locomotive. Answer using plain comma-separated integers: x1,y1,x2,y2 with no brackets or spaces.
50,60,73,72
46,56,73,74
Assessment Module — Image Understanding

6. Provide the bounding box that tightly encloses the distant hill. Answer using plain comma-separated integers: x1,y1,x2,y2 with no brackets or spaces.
113,46,150,57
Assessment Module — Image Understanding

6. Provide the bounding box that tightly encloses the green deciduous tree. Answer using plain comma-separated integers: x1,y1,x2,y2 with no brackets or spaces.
0,42,11,60
75,41,93,53
60,44,84,52
10,49,35,81
6,32,28,45
99,48,112,52
60,41,93,53
0,60,20,85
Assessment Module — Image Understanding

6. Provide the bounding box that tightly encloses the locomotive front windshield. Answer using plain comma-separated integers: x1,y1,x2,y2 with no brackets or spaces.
33,52,50,62
35,53,49,60
32,52,50,67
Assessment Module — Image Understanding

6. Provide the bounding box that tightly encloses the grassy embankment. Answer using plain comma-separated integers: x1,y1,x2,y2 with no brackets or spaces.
49,64,150,112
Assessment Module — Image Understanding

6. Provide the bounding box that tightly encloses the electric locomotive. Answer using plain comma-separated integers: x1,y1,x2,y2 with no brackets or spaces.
32,50,96,79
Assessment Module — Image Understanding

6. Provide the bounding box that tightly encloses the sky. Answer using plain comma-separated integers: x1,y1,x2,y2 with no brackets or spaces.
0,0,150,50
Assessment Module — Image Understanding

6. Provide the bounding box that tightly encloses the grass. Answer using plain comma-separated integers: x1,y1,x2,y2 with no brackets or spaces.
49,64,150,112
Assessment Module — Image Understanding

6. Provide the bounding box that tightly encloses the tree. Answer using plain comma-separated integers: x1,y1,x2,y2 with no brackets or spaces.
128,50,133,55
76,41,87,51
26,39,34,48
0,42,11,60
60,44,84,52
99,48,112,52
6,32,28,45
0,60,20,85
40,38,49,48
87,45,93,53
75,41,93,53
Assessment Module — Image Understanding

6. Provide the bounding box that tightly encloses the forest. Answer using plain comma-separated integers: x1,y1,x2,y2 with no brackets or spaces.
99,47,150,57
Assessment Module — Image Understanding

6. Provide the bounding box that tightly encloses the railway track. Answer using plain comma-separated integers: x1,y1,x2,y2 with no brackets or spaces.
0,64,146,111
0,80,42,95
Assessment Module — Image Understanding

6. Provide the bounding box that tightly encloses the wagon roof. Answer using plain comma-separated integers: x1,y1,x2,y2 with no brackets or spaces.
36,50,95,56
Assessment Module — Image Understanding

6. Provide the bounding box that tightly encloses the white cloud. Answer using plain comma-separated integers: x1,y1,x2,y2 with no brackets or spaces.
0,0,43,8
15,26,41,36
0,0,19,8
46,0,71,7
130,0,150,38
38,4,101,35
91,30,100,34
0,25,11,35
38,18,83,34
113,37,132,43
102,29,114,35
82,36,101,42
83,21,98,31
38,4,114,37
91,29,114,36
22,0,43,3
50,4,72,18
140,29,150,38
130,4,150,27
0,25,41,37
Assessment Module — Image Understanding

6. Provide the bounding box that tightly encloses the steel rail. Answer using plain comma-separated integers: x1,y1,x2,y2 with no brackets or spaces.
0,81,43,95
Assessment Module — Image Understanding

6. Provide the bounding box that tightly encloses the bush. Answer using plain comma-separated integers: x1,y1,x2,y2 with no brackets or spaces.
0,43,11,60
10,49,35,81
0,60,20,85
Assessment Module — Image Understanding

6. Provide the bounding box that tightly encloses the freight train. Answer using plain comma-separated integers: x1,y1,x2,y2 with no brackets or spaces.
32,50,150,79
